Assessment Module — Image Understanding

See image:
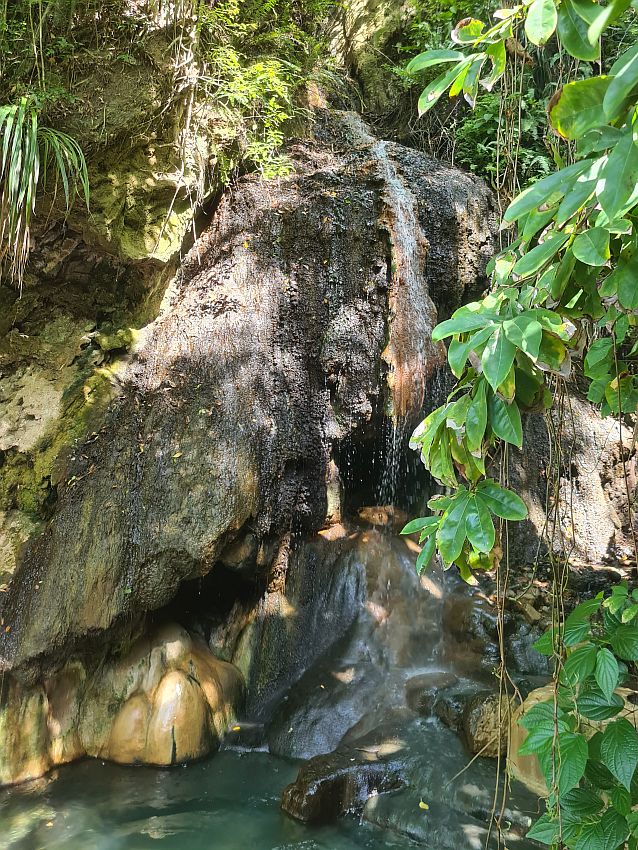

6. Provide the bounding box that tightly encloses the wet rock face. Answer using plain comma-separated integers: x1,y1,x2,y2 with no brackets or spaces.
0,110,496,684
0,624,243,786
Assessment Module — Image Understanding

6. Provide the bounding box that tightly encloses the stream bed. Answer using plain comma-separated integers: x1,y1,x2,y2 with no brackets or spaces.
0,528,547,850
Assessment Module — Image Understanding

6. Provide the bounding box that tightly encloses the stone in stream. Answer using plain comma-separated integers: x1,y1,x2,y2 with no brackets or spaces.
281,743,406,823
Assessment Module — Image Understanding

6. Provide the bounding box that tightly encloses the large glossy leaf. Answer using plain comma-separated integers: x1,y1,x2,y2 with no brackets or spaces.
418,60,472,115
488,390,523,446
437,491,472,563
407,49,466,74
466,380,488,451
597,130,638,222
525,0,558,45
604,42,638,120
504,160,593,223
465,494,495,553
452,18,484,43
526,815,559,845
482,40,506,90
481,325,516,391
601,719,638,789
549,77,611,139
572,227,610,266
586,0,631,44
557,0,600,60
476,479,528,519
512,232,570,279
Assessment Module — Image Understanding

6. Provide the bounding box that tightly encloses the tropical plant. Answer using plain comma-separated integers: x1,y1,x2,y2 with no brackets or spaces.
404,3,638,846
523,585,638,849
405,0,638,579
0,97,89,290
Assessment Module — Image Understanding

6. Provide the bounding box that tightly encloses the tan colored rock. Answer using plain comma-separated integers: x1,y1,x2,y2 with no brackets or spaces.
463,692,515,758
0,622,244,785
105,693,151,764
509,684,638,796
145,670,213,765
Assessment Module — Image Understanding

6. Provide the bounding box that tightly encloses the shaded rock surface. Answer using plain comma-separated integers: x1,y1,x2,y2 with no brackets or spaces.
0,109,495,687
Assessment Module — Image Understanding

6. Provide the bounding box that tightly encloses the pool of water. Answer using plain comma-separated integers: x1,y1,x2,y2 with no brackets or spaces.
0,750,414,850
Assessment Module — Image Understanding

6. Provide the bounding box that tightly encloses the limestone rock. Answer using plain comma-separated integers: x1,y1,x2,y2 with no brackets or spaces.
0,624,243,785
462,692,514,758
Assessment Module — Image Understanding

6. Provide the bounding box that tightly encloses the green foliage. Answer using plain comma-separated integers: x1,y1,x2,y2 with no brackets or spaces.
0,97,88,290
522,586,638,849
407,3,638,846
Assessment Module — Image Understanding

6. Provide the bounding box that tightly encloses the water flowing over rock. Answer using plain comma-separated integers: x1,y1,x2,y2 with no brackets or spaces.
0,109,496,783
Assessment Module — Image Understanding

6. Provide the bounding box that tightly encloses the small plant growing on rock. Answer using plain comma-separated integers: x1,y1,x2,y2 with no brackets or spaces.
0,96,88,290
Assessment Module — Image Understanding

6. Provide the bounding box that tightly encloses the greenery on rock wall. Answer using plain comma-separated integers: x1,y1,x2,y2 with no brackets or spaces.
404,2,638,847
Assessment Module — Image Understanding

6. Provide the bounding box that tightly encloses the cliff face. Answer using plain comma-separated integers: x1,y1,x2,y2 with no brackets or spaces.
0,109,496,783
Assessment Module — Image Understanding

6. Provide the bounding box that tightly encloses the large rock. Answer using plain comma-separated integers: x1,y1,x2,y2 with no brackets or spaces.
0,110,495,686
0,624,243,786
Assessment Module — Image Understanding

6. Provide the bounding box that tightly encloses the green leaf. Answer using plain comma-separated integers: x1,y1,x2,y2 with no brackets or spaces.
604,42,638,120
572,227,610,266
482,40,506,90
562,787,604,818
540,731,588,794
597,131,638,222
476,479,528,520
465,494,496,553
416,533,437,575
526,814,558,845
577,688,624,721
585,338,613,378
504,160,594,223
401,516,440,535
417,61,472,115
549,77,611,139
406,49,466,74
595,648,620,702
586,0,631,43
601,719,638,790
577,126,623,157
557,0,600,60
448,325,494,377
610,785,631,816
512,233,570,279
525,0,558,45
432,306,498,340
561,642,597,686
452,18,485,43
610,624,638,660
437,491,472,564
466,380,488,452
534,627,557,656
488,391,523,447
481,325,516,392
